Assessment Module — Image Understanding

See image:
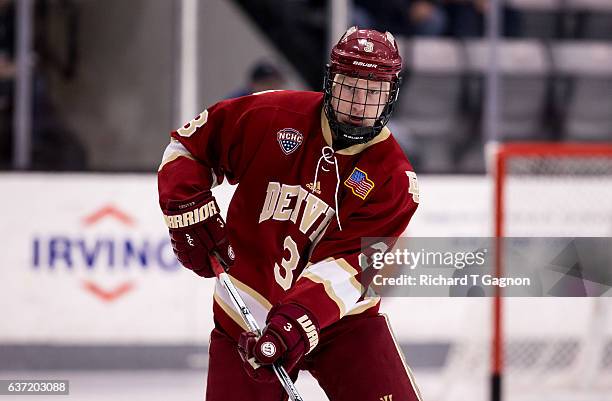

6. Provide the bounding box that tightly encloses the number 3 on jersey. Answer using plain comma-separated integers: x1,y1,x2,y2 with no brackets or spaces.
274,235,299,290
406,171,420,203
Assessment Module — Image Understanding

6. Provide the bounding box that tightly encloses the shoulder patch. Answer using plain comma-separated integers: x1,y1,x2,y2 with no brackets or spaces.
406,171,420,203
344,167,375,200
277,128,303,155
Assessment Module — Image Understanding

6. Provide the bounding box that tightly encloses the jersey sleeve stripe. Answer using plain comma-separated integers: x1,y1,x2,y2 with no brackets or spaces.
306,258,363,295
334,258,365,293
214,275,272,328
300,271,348,316
212,293,249,331
300,258,364,317
345,296,381,316
158,139,195,171
231,275,274,310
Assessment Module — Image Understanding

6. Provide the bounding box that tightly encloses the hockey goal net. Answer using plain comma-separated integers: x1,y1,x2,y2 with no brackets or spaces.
494,143,612,401
440,143,612,401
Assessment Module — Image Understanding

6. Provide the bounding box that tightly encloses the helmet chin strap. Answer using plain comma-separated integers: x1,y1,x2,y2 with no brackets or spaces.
326,105,387,151
331,123,378,151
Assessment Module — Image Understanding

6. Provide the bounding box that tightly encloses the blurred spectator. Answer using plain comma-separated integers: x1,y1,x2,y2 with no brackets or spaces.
444,0,521,38
353,0,447,37
227,61,286,99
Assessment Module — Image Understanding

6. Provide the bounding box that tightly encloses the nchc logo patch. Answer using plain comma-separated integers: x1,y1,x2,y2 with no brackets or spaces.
344,167,375,200
277,128,304,155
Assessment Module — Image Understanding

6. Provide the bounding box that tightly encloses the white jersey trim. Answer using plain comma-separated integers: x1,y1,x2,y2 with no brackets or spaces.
346,296,380,316
300,258,363,318
214,274,272,329
158,138,221,188
158,138,194,171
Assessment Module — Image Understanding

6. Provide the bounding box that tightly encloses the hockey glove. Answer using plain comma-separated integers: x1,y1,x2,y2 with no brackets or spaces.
238,304,320,383
163,191,234,277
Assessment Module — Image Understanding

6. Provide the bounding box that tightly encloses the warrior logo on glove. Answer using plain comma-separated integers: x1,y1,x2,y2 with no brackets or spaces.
164,199,219,229
162,192,234,277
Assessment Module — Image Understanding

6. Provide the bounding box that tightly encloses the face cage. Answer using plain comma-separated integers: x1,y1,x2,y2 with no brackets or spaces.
323,66,401,149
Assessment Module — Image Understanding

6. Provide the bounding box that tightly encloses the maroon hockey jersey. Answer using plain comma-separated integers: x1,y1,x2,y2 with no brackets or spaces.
158,90,419,341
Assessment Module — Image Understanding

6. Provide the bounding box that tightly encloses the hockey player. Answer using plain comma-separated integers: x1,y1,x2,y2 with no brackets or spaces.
158,27,422,401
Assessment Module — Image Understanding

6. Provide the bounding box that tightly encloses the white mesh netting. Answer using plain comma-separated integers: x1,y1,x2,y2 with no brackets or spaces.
499,148,612,401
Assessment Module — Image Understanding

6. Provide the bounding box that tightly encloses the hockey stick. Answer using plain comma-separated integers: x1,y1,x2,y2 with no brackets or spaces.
211,258,305,401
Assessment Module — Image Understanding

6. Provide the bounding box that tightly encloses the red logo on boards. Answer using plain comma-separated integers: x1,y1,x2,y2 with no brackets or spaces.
81,204,136,302
82,204,135,227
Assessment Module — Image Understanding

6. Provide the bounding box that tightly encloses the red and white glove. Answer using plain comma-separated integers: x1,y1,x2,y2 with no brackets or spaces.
238,304,320,383
162,191,234,277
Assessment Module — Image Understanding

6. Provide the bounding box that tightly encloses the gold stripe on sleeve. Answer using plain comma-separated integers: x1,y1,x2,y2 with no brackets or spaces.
301,270,347,317
345,296,381,316
230,275,274,311
335,258,365,295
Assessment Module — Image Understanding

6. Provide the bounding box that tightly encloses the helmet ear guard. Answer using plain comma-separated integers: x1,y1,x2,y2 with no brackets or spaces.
323,27,403,150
